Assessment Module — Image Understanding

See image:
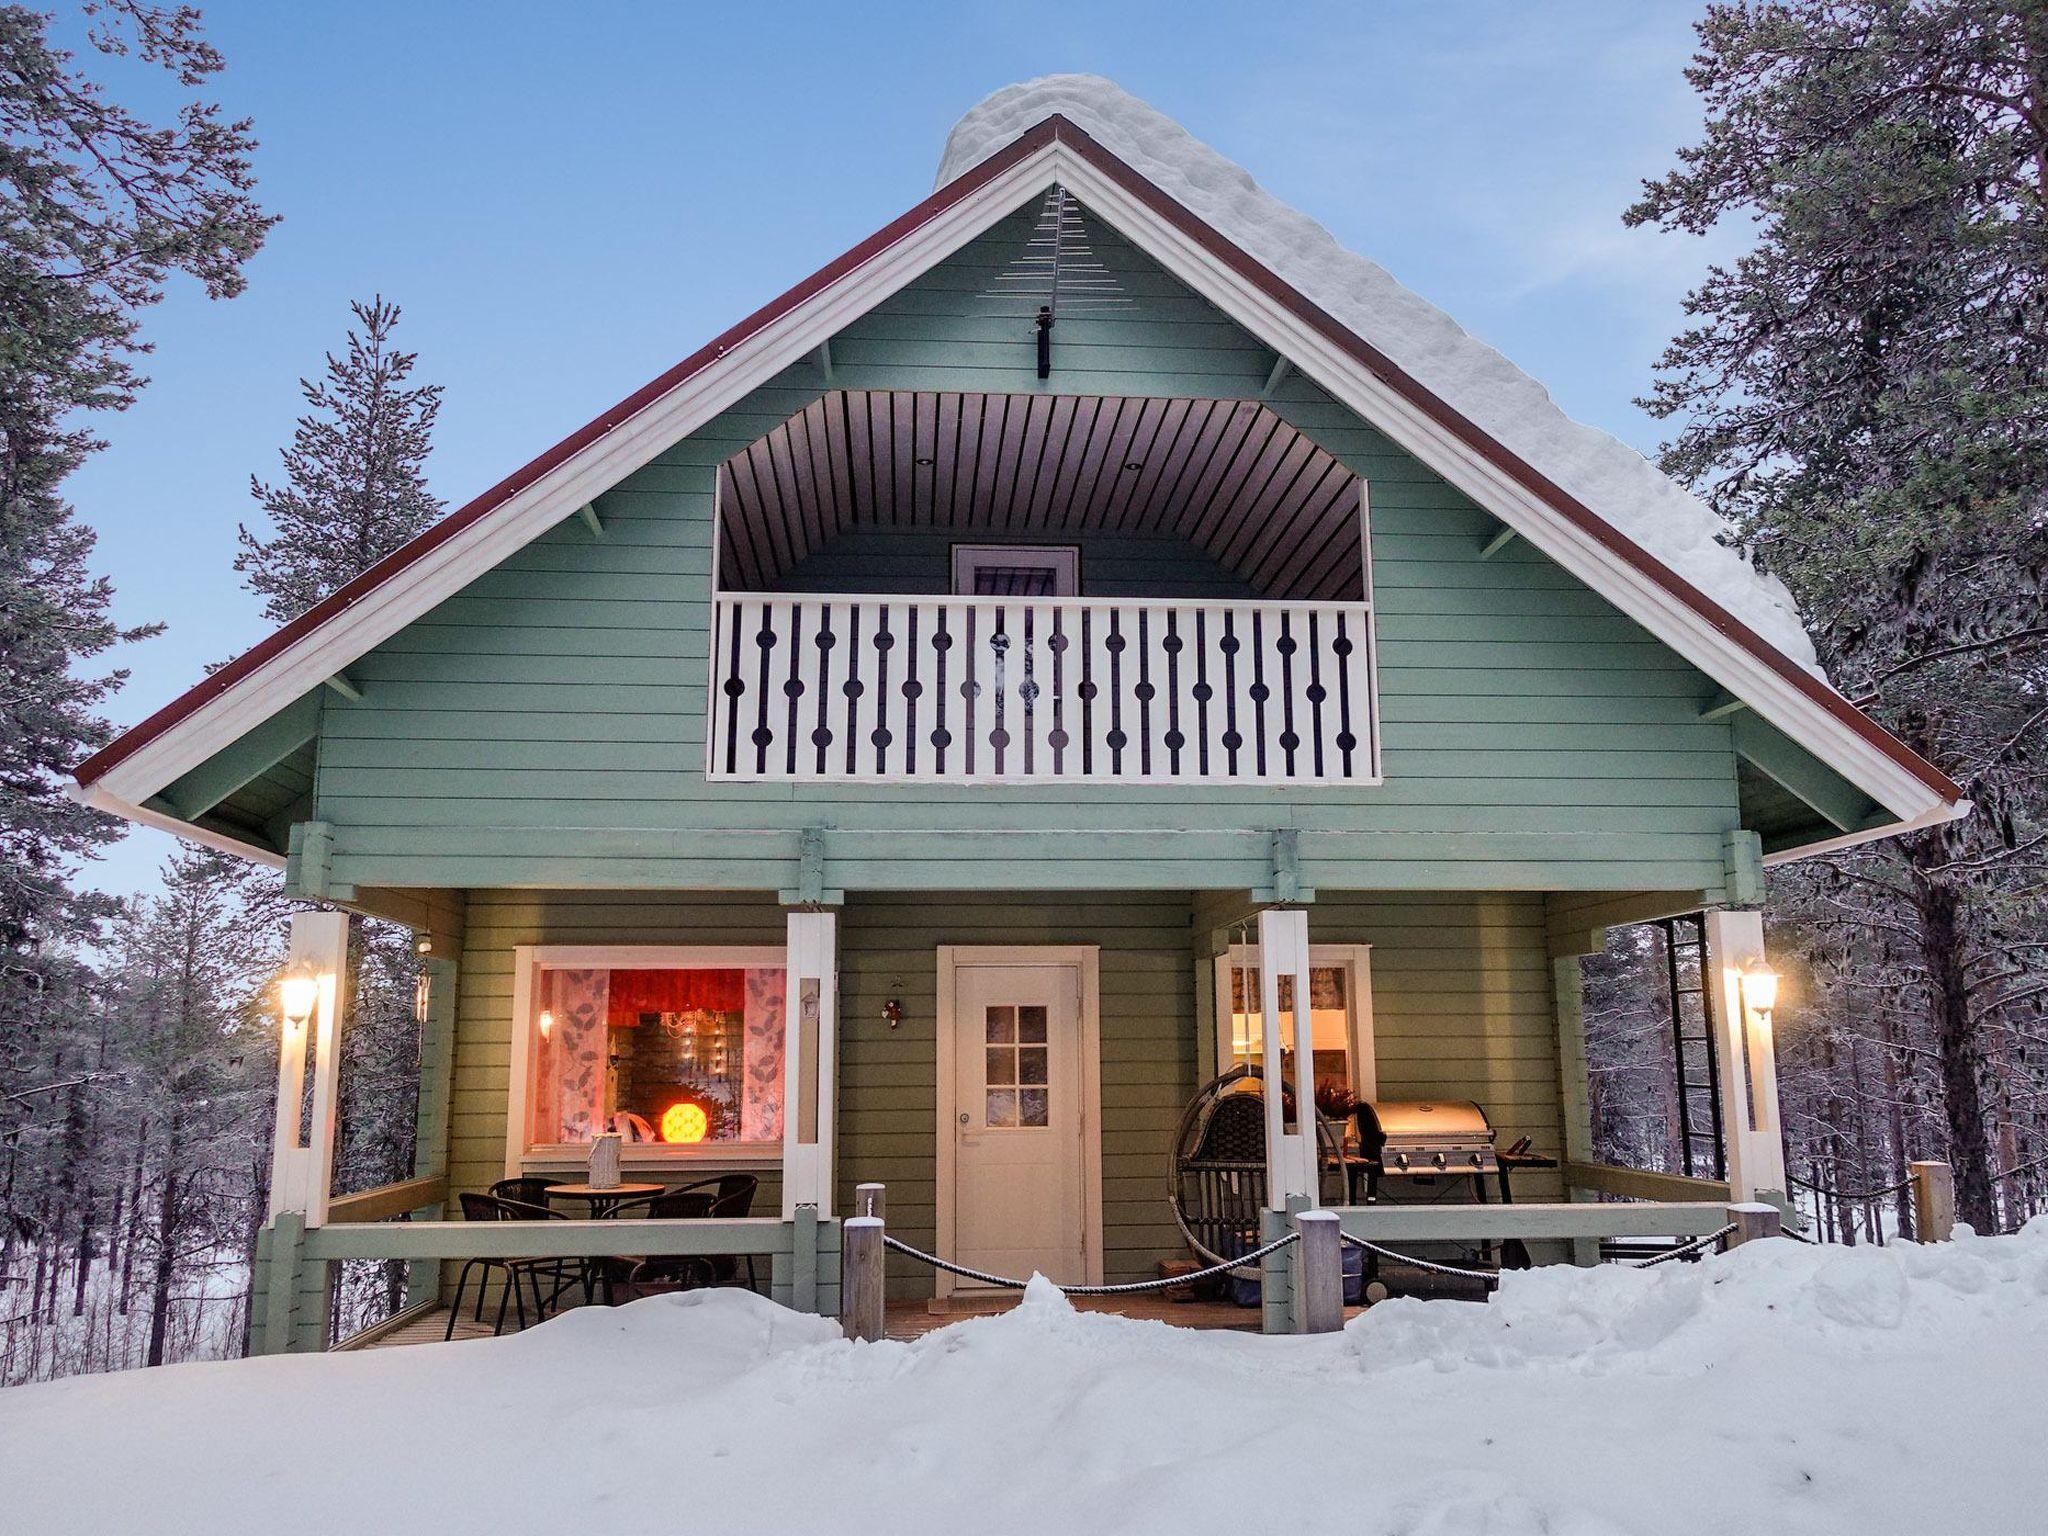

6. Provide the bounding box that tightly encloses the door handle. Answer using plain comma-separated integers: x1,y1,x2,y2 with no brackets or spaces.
958,1112,971,1125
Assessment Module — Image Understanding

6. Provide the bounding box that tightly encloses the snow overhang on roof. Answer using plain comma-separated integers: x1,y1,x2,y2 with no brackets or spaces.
72,76,1966,863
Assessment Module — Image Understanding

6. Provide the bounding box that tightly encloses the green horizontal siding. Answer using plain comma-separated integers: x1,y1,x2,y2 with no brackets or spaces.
183,186,1839,896
445,886,1565,1299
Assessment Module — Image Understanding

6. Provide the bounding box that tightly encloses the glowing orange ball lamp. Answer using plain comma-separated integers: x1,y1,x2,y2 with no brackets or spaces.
660,1102,710,1144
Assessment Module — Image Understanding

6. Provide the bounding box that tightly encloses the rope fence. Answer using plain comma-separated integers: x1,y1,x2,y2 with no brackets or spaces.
880,1222,1748,1302
879,1231,1301,1296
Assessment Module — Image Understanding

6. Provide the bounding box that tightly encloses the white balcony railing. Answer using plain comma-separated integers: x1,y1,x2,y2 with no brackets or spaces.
707,593,1378,785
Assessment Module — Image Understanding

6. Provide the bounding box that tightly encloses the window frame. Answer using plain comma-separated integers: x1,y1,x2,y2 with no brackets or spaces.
506,943,789,1174
949,542,1081,597
1209,943,1376,1100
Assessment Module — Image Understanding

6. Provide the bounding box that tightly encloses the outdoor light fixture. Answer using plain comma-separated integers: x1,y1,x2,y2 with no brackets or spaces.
279,964,319,1032
537,1009,554,1041
1740,958,1779,1022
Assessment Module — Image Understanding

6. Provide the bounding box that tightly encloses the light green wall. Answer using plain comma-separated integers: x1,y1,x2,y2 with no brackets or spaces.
447,887,1562,1296
284,197,1765,901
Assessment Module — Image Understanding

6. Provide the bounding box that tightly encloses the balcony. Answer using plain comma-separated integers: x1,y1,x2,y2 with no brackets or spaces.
706,389,1380,787
707,591,1378,785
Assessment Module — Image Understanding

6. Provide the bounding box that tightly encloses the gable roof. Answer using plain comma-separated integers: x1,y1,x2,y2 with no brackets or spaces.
73,83,1966,862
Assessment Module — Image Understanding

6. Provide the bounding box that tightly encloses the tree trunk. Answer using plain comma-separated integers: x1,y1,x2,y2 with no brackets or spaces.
118,1116,147,1315
1913,876,1996,1230
144,1163,180,1368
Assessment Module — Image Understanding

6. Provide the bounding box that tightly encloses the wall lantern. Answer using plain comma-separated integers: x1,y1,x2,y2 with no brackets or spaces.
279,964,320,1032
537,1009,554,1041
1739,958,1779,1023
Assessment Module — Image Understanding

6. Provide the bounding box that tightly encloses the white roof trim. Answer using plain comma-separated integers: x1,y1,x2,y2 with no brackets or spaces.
86,130,1955,835
69,783,288,869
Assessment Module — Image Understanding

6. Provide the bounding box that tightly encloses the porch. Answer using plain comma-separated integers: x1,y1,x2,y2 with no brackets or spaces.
250,884,1796,1349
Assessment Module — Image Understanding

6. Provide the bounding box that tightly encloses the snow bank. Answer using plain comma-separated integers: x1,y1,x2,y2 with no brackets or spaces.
938,76,1823,674
6,1229,2047,1535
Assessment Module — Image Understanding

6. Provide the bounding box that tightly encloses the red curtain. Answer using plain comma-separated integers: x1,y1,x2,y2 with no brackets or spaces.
605,968,746,1024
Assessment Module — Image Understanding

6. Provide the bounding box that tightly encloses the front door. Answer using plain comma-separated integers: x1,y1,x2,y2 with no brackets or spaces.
949,962,1087,1289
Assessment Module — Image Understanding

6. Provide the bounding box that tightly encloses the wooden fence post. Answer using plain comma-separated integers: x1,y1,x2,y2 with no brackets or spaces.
1725,1202,1782,1248
841,1216,885,1342
1910,1161,1956,1242
1292,1210,1344,1335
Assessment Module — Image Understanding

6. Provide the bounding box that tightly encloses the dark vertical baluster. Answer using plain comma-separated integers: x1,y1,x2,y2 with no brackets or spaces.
1164,609,1183,777
1021,605,1036,777
813,605,835,775
1221,610,1240,777
991,606,1008,777
1306,612,1326,779
1079,608,1095,776
1107,608,1125,776
963,607,978,777
752,603,777,776
872,603,892,775
1136,608,1153,777
903,606,921,776
933,607,951,775
1194,610,1211,777
1277,611,1297,778
1249,610,1269,778
1051,608,1067,776
784,603,805,776
843,604,862,776
722,602,744,776
1334,612,1356,779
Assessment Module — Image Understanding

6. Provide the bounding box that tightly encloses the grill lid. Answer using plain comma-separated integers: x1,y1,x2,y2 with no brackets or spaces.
1355,1098,1498,1174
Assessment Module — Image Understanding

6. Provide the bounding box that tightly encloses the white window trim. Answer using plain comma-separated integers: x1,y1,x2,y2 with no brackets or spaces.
506,943,788,1176
950,542,1081,597
1210,943,1375,1100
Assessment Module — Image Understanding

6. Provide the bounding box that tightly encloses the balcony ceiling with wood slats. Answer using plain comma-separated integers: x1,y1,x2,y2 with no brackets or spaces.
717,390,1364,599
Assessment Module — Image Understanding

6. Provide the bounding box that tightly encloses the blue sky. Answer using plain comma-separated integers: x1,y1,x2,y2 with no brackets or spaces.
72,0,1728,897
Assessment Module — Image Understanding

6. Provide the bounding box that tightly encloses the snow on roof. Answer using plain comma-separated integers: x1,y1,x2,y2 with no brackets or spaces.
938,76,1822,674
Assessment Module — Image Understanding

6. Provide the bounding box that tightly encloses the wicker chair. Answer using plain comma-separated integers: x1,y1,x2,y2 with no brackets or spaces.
449,1193,572,1338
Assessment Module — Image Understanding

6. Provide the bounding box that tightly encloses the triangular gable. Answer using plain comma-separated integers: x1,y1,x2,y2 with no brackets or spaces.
73,109,1963,861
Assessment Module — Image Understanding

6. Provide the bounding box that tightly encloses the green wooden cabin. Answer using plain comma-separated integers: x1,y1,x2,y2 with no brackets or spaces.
74,79,1964,1344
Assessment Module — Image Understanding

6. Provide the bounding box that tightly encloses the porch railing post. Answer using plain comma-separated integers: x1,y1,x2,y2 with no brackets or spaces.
269,910,351,1227
842,1215,885,1342
781,910,838,1220
1725,1201,1782,1248
1701,909,1786,1202
1291,1209,1343,1334
1909,1161,1956,1241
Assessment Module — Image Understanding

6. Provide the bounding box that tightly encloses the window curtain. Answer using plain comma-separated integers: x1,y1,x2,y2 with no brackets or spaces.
741,968,786,1141
534,968,610,1144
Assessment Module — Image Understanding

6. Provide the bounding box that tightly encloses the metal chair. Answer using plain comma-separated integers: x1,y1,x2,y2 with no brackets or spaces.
598,1188,718,1303
488,1175,562,1207
448,1193,572,1338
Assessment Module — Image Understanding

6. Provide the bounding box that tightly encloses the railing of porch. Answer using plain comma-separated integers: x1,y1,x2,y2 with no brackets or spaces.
707,593,1378,785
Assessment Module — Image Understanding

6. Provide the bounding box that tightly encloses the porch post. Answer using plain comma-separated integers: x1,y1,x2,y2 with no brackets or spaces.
1701,909,1787,1202
267,910,350,1226
256,909,348,1353
1257,907,1318,1209
781,909,838,1221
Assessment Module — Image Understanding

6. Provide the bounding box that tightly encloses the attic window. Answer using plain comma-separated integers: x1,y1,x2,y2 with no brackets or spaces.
951,544,1079,597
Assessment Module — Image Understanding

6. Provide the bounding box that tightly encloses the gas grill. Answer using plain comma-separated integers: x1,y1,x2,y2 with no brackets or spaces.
1355,1098,1499,1180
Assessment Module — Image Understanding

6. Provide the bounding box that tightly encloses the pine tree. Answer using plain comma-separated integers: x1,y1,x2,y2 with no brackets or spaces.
1630,0,2048,1228
0,0,272,975
235,296,445,1331
235,296,443,622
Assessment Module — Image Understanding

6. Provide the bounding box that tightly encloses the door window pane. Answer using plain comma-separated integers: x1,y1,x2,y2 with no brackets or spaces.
1019,1089,1049,1127
986,1088,1019,1127
985,1005,1016,1044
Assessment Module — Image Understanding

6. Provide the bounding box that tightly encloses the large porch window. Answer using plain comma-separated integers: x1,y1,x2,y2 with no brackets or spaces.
1213,945,1375,1111
510,946,786,1164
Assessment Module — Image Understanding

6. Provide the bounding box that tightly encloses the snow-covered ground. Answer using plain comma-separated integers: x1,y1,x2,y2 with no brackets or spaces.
4,1226,2046,1536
